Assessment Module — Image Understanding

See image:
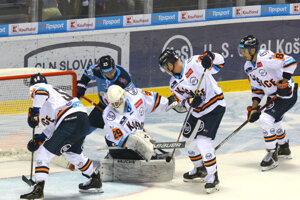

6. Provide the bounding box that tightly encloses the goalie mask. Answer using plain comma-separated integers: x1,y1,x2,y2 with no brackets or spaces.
107,85,126,114
30,73,47,86
158,49,179,76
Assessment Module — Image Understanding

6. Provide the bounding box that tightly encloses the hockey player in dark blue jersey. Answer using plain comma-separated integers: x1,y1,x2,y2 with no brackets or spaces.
76,55,135,134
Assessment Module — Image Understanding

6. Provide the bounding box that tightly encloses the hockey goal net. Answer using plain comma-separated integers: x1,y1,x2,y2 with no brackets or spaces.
0,68,77,162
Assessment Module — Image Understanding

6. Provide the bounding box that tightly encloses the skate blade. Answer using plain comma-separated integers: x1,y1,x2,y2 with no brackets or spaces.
278,155,292,159
79,188,104,193
20,197,43,200
261,162,278,171
206,185,220,194
183,178,205,183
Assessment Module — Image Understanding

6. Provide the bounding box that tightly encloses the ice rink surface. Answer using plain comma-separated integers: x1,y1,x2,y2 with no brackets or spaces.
0,91,300,200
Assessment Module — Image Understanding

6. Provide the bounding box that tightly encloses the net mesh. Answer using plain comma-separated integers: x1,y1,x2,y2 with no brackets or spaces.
0,68,76,161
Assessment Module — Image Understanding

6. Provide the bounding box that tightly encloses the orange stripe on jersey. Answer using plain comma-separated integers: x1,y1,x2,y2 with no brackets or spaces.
264,135,277,142
79,159,92,172
172,93,181,104
284,62,297,69
252,90,264,94
190,154,202,161
35,90,49,96
35,168,49,173
204,158,217,167
277,131,286,139
57,106,71,121
151,94,161,112
194,94,224,112
30,88,36,99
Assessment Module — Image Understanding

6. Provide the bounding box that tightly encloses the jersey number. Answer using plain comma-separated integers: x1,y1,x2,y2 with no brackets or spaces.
273,53,284,61
53,87,73,101
112,128,124,140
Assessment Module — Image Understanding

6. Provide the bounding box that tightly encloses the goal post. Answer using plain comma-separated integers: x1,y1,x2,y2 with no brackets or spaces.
0,68,77,165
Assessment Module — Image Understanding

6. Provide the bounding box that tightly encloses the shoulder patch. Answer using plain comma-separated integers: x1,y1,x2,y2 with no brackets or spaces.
128,88,138,95
171,80,178,89
106,111,116,121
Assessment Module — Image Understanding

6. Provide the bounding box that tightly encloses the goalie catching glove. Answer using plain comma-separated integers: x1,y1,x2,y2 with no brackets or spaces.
247,106,261,123
27,133,47,152
27,107,40,128
123,131,155,161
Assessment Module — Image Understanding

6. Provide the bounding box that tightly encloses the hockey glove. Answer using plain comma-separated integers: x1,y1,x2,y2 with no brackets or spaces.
276,80,292,96
247,106,261,123
76,81,87,98
190,95,202,108
166,95,179,112
27,133,47,152
201,51,215,69
27,108,39,128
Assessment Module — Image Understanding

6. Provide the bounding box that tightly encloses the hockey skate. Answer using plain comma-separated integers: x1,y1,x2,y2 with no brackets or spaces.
204,172,220,194
260,146,278,171
278,140,292,159
20,181,44,200
183,166,207,182
79,172,103,193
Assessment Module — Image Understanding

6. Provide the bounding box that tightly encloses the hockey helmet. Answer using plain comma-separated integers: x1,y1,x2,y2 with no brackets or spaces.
98,55,116,75
107,85,126,114
29,73,47,86
158,49,179,76
239,35,259,50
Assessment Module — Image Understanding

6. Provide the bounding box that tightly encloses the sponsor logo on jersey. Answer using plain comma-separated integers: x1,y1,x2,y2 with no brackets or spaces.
196,120,205,133
270,128,275,134
277,128,283,134
117,159,136,164
183,122,191,134
205,153,213,160
107,111,116,121
263,130,268,136
135,98,143,108
245,67,253,73
258,69,267,76
60,144,72,153
119,116,128,125
190,76,198,85
128,88,138,95
185,68,194,78
126,121,144,131
257,62,263,68
139,107,145,116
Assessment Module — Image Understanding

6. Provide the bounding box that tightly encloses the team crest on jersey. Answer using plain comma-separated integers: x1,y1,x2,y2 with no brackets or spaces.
263,130,268,136
185,68,194,78
139,107,145,116
128,88,138,95
277,128,283,134
266,101,275,110
258,69,267,76
245,67,253,73
190,76,198,85
205,153,213,160
107,111,116,121
196,120,205,133
187,150,195,155
270,128,275,134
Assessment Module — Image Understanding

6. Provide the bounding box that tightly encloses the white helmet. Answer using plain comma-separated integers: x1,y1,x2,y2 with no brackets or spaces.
107,85,126,114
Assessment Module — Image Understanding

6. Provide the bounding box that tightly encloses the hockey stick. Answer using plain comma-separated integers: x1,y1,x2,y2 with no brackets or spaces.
166,69,207,162
215,95,278,151
22,128,35,186
97,141,185,150
82,96,103,112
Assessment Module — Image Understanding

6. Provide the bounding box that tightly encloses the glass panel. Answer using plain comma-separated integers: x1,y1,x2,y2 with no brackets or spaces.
246,0,277,6
0,0,29,25
153,0,198,13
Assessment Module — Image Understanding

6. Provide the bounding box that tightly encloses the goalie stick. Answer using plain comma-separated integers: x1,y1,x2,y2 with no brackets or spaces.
22,127,36,186
82,96,103,111
215,95,278,151
97,141,185,150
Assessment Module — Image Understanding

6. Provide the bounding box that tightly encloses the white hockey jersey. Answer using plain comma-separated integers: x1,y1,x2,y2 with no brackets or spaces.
170,53,226,118
30,83,87,138
243,49,298,100
103,88,169,147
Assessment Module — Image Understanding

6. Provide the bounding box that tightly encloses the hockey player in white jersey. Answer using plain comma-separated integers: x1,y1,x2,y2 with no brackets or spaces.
20,73,103,200
103,85,177,161
239,35,298,171
158,49,226,193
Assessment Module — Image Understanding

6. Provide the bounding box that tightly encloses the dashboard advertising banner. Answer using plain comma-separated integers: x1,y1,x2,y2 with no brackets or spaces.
129,20,300,88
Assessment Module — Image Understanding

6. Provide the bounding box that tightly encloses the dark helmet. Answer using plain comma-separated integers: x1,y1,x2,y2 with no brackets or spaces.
98,55,116,74
30,73,47,86
158,49,179,75
239,35,259,50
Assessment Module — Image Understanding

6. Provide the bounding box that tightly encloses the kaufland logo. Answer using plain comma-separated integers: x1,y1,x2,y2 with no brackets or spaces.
10,24,37,35
126,16,133,24
179,10,204,22
234,6,260,17
124,15,151,26
236,8,241,16
291,4,300,14
68,19,94,30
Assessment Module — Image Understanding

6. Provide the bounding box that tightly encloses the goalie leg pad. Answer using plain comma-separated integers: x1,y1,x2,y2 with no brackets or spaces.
125,132,155,161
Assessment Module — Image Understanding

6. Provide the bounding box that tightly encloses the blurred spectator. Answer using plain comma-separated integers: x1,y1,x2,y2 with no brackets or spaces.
39,0,62,21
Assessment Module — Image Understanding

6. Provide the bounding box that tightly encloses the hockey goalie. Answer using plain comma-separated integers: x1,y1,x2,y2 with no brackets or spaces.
99,85,179,182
